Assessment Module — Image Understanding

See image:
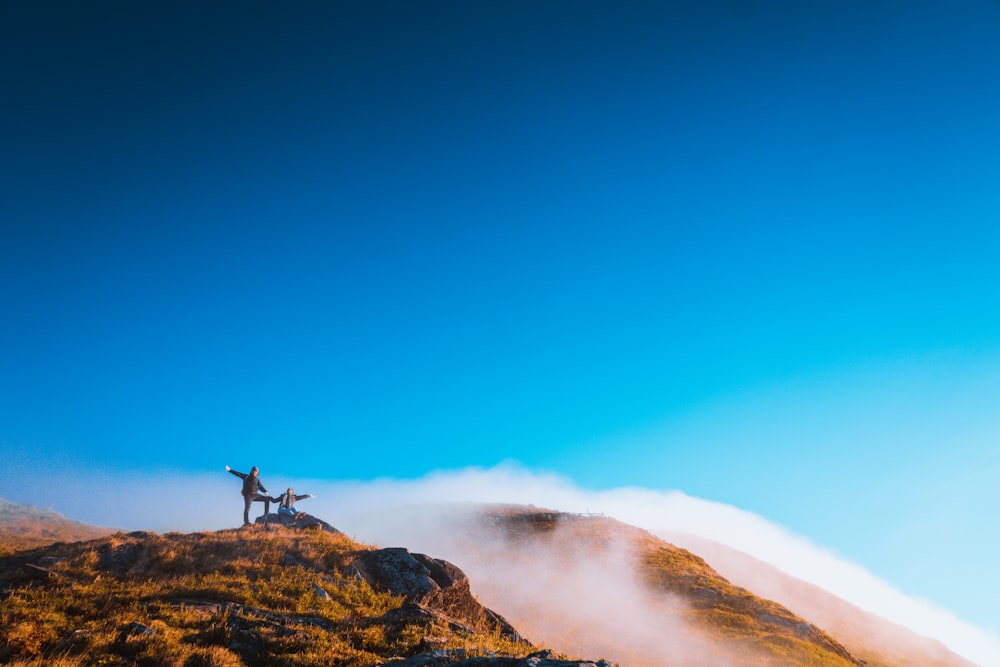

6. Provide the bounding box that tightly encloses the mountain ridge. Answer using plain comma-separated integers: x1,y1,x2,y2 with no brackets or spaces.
352,502,978,667
0,499,978,666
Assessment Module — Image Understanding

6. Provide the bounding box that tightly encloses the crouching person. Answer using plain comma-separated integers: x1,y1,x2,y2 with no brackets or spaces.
275,487,314,521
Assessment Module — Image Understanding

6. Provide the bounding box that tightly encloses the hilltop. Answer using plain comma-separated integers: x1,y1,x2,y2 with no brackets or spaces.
0,501,977,666
0,523,611,666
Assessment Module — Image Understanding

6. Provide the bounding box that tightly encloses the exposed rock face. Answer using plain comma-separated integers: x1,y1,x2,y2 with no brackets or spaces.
96,541,144,575
354,548,467,612
116,621,154,642
372,648,616,666
253,512,342,534
352,547,525,643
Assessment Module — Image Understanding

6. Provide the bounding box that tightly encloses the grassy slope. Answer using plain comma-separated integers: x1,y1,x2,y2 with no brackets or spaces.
446,507,865,667
661,531,976,667
0,527,532,666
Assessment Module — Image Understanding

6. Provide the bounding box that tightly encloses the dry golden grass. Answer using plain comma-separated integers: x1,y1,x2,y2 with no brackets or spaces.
0,526,533,666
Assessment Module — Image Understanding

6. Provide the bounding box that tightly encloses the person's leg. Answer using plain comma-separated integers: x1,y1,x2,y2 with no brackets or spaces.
278,507,295,519
243,495,252,525
249,494,271,522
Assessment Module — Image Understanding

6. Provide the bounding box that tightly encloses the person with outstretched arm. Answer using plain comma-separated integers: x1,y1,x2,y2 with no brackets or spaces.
274,487,315,521
226,465,270,526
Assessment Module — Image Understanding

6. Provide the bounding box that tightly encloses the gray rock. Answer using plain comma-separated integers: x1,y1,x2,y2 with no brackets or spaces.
97,542,143,575
369,649,617,667
116,621,154,642
283,553,309,568
312,582,331,600
254,512,342,534
352,547,524,643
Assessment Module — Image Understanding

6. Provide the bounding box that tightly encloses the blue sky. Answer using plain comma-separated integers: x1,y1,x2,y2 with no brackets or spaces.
2,0,999,645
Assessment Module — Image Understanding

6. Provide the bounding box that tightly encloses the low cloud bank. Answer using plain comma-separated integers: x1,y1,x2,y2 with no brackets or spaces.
322,465,1000,667
10,462,998,666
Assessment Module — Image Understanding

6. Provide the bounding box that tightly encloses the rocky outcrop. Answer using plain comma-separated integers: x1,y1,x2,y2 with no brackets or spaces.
371,648,616,666
96,540,145,575
253,512,342,533
351,547,524,643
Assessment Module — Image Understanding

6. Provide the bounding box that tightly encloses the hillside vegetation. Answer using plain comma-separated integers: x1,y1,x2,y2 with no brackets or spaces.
662,531,976,667
0,526,544,666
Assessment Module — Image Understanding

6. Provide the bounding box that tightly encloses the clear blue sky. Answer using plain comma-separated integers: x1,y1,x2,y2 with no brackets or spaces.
2,0,999,635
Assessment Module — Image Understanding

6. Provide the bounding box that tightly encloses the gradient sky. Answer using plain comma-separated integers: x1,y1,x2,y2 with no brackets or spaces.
2,0,1000,641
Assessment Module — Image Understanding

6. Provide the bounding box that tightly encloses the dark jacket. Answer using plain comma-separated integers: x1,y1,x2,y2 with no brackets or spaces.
276,492,309,510
229,468,267,496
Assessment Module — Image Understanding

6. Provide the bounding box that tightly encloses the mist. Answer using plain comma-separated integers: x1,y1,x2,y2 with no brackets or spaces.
4,462,997,665
370,502,737,665
322,465,1000,667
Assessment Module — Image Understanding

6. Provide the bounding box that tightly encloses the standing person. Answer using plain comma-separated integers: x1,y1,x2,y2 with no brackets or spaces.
274,487,314,521
226,465,270,526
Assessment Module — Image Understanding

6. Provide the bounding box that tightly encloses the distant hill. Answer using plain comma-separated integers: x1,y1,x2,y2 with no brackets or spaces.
0,497,115,554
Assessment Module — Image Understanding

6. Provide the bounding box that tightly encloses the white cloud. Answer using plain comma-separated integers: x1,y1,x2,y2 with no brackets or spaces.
320,464,1000,667
6,461,998,666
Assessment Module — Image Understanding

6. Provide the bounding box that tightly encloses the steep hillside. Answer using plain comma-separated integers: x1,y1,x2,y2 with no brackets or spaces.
662,532,975,667
0,522,609,666
352,503,980,667
0,498,115,555
356,504,867,666
482,508,869,666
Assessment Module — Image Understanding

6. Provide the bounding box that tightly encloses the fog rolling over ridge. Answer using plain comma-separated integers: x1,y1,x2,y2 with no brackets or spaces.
324,467,999,667
353,503,739,666
5,464,998,665
345,501,973,667
390,501,881,665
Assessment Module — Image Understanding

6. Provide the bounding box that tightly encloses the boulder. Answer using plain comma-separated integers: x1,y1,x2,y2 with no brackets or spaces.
371,649,617,666
352,547,524,643
253,513,341,534
96,541,144,575
116,621,154,643
311,582,331,600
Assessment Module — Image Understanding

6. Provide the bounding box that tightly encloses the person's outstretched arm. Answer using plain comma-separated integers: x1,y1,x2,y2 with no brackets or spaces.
294,493,313,501
226,466,246,479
